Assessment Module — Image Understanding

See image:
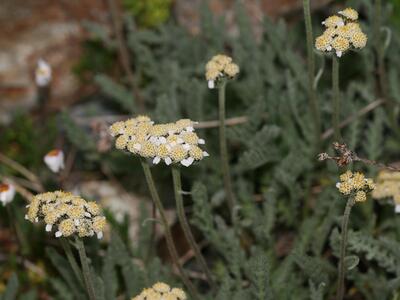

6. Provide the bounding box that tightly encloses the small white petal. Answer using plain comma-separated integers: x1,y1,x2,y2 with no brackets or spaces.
153,157,161,164
26,204,30,208
327,45,332,51
159,137,167,144
25,214,29,220
97,232,103,239
336,51,342,57
85,212,92,218
177,138,184,144
336,183,341,188
208,80,215,89
133,144,141,150
45,224,53,232
183,144,191,151
35,217,39,222
198,139,205,144
165,157,172,165
338,21,344,27
55,231,62,238
395,205,400,213
203,151,209,157
321,21,325,25
186,126,194,132
74,219,80,226
181,157,194,167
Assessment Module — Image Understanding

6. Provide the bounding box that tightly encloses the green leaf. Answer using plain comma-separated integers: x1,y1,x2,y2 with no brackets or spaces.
95,74,136,113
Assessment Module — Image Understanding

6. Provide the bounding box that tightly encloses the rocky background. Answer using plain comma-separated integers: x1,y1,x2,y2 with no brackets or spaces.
0,0,332,123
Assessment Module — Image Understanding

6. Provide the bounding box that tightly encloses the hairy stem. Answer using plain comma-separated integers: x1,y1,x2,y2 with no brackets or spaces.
332,56,341,141
336,197,355,300
171,166,216,290
218,82,236,215
60,238,84,286
75,238,97,300
140,160,199,299
303,0,321,150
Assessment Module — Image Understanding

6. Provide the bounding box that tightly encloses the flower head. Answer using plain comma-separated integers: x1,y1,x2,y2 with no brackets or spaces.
35,59,52,87
44,149,65,173
131,283,186,300
26,191,106,239
110,117,209,167
338,8,359,21
0,183,16,206
372,171,400,213
336,171,374,201
205,54,239,89
315,8,367,57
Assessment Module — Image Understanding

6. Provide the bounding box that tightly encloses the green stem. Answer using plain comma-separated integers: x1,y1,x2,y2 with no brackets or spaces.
336,197,355,300
303,0,321,150
218,82,236,215
60,238,84,286
332,56,341,142
75,238,97,300
171,166,216,290
140,160,199,300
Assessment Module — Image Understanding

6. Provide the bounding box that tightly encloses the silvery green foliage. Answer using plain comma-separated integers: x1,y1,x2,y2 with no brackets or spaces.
49,0,400,299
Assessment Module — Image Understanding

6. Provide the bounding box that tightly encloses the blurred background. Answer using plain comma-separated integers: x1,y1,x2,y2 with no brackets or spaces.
2,0,400,299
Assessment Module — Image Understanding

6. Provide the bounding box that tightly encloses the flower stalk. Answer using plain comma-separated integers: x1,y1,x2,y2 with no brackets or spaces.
218,81,236,215
332,56,341,141
75,237,97,300
303,0,321,150
140,159,199,300
60,238,84,285
336,196,355,300
171,165,216,290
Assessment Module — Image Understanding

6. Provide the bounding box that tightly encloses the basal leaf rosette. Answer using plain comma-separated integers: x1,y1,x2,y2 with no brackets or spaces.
110,116,209,167
25,191,106,239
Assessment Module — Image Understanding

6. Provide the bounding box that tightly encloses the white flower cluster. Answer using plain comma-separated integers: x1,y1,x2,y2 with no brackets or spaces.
205,54,239,89
109,116,209,167
26,191,106,239
315,7,367,57
35,59,52,87
44,149,65,173
132,282,186,300
0,183,16,206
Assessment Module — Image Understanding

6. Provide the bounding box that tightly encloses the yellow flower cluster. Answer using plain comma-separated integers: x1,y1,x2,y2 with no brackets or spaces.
372,171,400,212
205,54,239,89
316,7,367,57
25,191,106,239
110,116,209,167
132,282,186,300
336,171,375,202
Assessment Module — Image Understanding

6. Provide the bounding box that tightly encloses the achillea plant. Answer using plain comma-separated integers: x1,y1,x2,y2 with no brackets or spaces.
25,191,106,300
315,8,367,141
335,171,375,300
110,116,201,299
206,54,239,216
